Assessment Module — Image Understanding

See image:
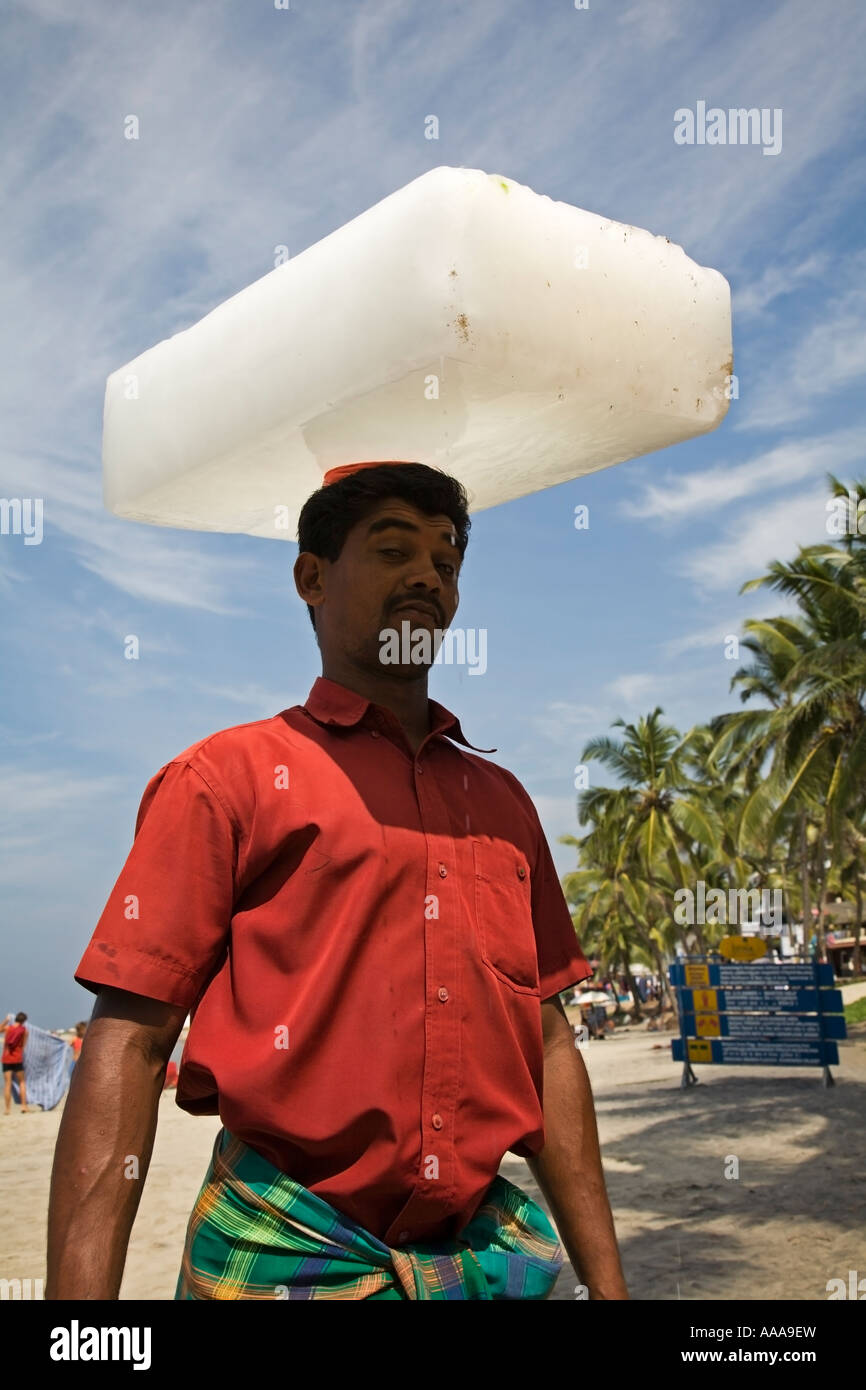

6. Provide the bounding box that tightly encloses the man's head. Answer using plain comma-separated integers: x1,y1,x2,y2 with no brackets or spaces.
294,462,470,679
14,1012,27,1023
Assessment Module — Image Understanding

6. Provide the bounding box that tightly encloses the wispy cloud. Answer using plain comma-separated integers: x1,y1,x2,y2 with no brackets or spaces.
0,768,122,885
737,284,866,432
622,428,863,523
4,448,264,612
606,672,669,706
677,485,830,592
529,701,603,744
663,624,745,658
733,253,829,320
190,681,301,715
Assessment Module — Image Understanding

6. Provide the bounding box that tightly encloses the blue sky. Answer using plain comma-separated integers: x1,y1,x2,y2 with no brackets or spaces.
2,0,865,1026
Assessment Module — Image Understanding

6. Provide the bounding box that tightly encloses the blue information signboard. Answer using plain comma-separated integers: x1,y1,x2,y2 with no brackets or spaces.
679,987,842,1013
681,1012,845,1040
669,962,834,988
669,955,846,1088
672,1038,840,1066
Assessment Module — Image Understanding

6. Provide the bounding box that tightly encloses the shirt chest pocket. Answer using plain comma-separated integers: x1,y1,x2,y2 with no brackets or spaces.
472,840,540,995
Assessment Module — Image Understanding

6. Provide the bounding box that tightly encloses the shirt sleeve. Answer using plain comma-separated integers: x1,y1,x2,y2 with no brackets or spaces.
528,809,594,1000
74,759,237,1011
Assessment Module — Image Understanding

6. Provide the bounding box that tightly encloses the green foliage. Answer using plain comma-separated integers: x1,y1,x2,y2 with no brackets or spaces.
844,996,866,1027
562,474,866,983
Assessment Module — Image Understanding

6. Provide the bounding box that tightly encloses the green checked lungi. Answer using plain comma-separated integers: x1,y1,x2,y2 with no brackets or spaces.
175,1127,563,1300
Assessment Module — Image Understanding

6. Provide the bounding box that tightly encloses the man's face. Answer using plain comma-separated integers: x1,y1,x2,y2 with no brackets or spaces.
297,497,461,678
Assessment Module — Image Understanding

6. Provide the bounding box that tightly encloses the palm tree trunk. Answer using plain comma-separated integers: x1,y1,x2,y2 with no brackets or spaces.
854,862,863,977
800,812,812,958
623,907,675,1017
648,940,674,1011
622,956,643,1022
816,829,829,962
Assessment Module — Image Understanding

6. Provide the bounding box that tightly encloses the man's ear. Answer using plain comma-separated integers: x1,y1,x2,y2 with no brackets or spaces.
294,551,325,611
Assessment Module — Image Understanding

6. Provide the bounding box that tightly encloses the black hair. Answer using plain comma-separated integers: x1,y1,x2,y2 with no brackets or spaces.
15,1012,27,1023
296,463,471,634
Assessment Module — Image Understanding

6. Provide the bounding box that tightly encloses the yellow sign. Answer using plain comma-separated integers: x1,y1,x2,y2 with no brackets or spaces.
719,935,767,962
684,964,710,986
695,1012,721,1037
692,988,718,1012
687,1038,713,1063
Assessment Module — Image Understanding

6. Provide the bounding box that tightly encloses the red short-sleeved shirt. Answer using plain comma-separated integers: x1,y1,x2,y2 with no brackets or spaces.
75,677,591,1245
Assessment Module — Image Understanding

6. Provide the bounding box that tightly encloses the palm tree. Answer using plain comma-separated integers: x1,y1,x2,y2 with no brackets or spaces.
710,495,866,960
579,710,721,947
560,820,677,1018
560,474,866,981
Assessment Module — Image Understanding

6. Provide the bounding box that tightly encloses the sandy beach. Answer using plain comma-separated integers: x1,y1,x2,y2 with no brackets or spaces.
2,1019,864,1301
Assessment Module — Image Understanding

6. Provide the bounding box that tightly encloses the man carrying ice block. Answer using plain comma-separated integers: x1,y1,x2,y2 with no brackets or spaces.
47,460,627,1301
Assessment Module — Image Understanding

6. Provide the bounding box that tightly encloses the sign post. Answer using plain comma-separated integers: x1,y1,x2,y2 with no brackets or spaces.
669,952,846,1087
813,955,835,1089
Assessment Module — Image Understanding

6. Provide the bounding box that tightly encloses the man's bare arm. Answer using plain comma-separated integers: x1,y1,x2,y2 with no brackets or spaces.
527,994,628,1299
46,986,187,1300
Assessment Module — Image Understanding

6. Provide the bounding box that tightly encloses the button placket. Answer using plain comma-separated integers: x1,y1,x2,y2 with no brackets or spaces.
407,747,460,1235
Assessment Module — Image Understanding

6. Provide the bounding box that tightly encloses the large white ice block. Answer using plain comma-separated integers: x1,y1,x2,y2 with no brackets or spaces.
102,166,732,537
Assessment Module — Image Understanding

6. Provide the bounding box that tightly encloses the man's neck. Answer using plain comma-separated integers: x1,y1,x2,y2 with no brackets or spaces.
320,660,432,755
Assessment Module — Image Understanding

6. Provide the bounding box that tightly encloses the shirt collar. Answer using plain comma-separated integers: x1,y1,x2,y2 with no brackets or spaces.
302,676,496,753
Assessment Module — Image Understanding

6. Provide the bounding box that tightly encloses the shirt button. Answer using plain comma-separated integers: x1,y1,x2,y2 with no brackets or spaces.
432,1114,443,1130
438,987,449,1002
438,863,447,878
417,765,424,775
517,865,526,879
370,729,380,738
398,1230,410,1243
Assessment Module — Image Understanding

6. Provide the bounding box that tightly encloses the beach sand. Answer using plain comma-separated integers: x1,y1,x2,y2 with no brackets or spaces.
2,1023,864,1301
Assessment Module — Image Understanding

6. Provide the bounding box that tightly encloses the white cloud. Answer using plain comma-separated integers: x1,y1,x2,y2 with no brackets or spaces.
191,681,300,715
72,520,259,615
605,672,668,706
0,545,26,595
677,485,830,592
529,701,602,744
3,447,264,613
663,624,743,657
616,0,682,48
0,768,122,885
623,427,863,523
529,793,582,871
738,286,866,432
733,253,829,320
0,768,120,820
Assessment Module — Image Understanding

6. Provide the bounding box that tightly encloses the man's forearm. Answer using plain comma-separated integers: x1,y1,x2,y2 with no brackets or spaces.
46,1024,166,1299
528,1034,628,1299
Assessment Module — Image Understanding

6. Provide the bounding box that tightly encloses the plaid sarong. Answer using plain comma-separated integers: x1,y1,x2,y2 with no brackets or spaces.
175,1128,563,1300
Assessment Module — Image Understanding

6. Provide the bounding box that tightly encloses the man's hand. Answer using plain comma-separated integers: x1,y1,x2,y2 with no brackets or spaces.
528,993,628,1299
46,987,187,1300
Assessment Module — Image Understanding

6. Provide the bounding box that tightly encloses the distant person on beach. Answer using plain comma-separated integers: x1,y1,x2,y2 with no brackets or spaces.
70,1022,87,1063
48,462,627,1302
2,1013,30,1114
